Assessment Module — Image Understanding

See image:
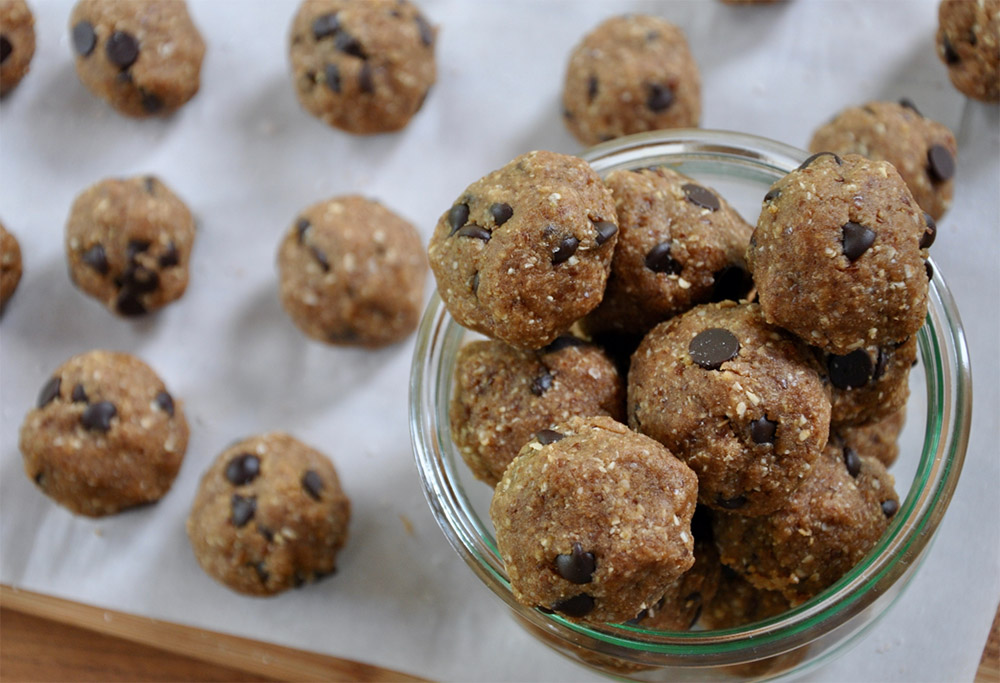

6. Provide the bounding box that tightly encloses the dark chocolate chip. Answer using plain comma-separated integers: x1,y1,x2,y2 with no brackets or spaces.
927,144,955,182
293,572,307,588
310,245,331,271
448,203,470,234
72,21,96,57
302,470,324,500
324,63,342,93
797,151,842,170
37,376,61,408
470,272,479,292
646,83,674,112
312,13,340,40
562,107,573,121
457,224,490,241
116,290,147,317
552,593,595,618
898,98,922,116
749,416,777,445
555,542,596,584
81,401,117,432
689,328,740,370
490,202,513,226
140,91,163,114
335,30,366,59
587,75,598,103
881,499,899,517
225,453,261,485
257,524,274,542
942,34,960,64
551,236,579,264
535,429,564,446
415,13,434,47
231,494,256,527
122,265,160,293
645,242,682,275
358,62,374,94
843,446,862,478
763,186,781,203
531,372,553,396
143,176,157,194
716,494,747,510
593,220,617,245
33,472,44,487
827,349,873,389
682,183,720,212
71,383,88,403
82,244,109,275
841,222,876,262
646,30,660,42
159,242,180,268
711,265,752,303
920,213,937,249
873,348,888,381
126,239,151,262
105,31,139,69
296,217,311,243
0,36,11,64
252,561,270,584
543,335,587,354
925,260,934,280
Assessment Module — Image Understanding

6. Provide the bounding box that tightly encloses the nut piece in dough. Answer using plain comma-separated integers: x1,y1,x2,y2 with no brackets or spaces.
1,221,23,311
936,0,1000,103
0,0,36,96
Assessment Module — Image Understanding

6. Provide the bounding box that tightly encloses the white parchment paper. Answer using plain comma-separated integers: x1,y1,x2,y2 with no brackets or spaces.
1,2,997,681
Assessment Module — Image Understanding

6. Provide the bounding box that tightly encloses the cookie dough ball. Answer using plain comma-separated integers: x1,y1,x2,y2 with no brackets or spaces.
187,433,351,596
834,407,906,469
562,15,700,146
698,566,791,629
712,442,899,603
491,416,698,625
69,0,205,117
428,150,618,349
278,195,427,348
748,153,930,355
450,336,625,487
937,0,1000,103
1,221,22,311
19,350,188,517
816,334,916,427
809,100,958,220
0,0,35,96
66,176,195,317
289,0,436,134
629,302,831,516
582,166,754,337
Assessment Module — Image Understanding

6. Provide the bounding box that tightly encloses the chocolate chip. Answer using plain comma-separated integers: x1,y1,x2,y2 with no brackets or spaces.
457,224,490,241
551,236,579,264
72,21,96,57
310,245,331,271
881,499,899,518
141,91,163,114
555,542,596,584
843,446,862,478
682,183,720,211
716,494,747,510
552,593,595,618
711,265,752,303
37,377,61,408
543,335,587,354
126,239,151,262
33,472,44,487
490,202,513,226
797,151,842,170
231,494,256,527
535,429,564,445
927,144,955,182
645,242,682,274
415,14,434,47
920,213,937,249
324,63,341,93
587,75,598,103
296,217,311,242
763,186,781,203
0,36,11,64
122,265,160,293
225,454,260,485
942,34,960,64
105,31,139,69
470,272,479,292
448,203,470,234
827,349,873,389
257,524,274,542
841,222,876,262
593,220,617,245
335,30,366,59
300,470,324,500
873,348,888,381
71,384,88,403
116,290,147,317
358,62,374,94
531,372,553,396
749,416,777,445
159,242,180,268
81,401,116,432
689,328,740,370
252,561,270,584
925,260,934,280
646,83,674,112
898,98,922,116
312,13,340,40
82,244,109,275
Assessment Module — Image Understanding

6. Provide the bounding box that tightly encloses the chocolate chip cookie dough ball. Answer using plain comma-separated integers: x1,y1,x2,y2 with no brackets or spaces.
289,0,436,134
748,153,930,355
562,15,700,146
278,195,427,348
816,335,916,427
834,407,906,469
1,221,22,311
712,442,899,603
66,176,195,317
187,433,351,596
582,167,754,337
937,0,1000,103
450,336,625,487
809,100,958,220
69,0,205,117
629,302,831,516
0,0,35,96
491,416,698,625
19,350,188,517
428,150,618,349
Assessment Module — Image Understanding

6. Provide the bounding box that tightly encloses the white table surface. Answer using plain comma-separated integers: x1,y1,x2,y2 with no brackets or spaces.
1,1,997,681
